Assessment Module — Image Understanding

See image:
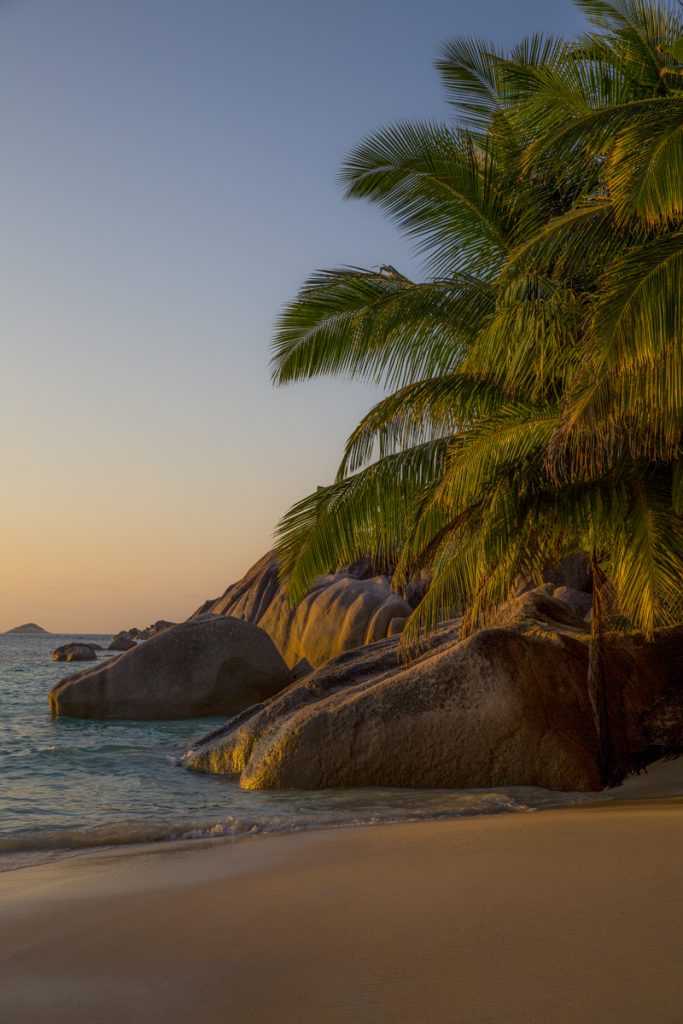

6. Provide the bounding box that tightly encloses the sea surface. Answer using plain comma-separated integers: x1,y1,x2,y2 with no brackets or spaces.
0,632,602,871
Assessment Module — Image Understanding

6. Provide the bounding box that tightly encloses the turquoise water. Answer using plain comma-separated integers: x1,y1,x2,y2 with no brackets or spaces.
0,633,597,869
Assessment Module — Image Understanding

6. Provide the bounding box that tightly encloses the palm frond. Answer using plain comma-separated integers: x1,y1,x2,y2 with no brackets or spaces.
271,267,492,389
609,470,683,635
435,407,560,514
468,276,583,399
275,440,448,604
337,372,514,477
503,199,633,282
551,342,683,474
606,99,683,224
574,0,682,91
523,97,679,176
435,36,506,130
340,121,515,277
592,228,683,367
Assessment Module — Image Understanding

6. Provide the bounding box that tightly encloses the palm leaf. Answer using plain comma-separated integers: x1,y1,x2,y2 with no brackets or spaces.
337,372,514,476
271,268,492,389
340,122,515,277
435,36,507,131
275,440,448,604
606,99,683,224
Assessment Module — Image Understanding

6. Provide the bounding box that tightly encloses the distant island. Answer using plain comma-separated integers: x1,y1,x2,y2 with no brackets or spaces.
5,623,50,635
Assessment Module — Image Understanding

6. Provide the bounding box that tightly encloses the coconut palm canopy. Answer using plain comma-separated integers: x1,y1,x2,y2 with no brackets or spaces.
271,0,683,654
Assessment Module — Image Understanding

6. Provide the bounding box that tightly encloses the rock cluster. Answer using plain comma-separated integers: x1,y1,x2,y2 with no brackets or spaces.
191,553,413,668
115,620,176,642
105,621,176,651
183,588,683,793
183,597,600,791
45,547,681,794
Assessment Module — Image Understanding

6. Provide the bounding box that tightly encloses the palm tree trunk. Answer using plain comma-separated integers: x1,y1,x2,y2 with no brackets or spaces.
588,551,619,787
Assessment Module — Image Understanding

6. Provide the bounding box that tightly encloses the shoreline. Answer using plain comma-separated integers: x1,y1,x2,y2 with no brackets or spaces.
2,756,681,877
1,772,682,1023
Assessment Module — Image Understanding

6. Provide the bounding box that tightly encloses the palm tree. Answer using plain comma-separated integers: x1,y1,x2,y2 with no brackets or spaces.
271,0,683,786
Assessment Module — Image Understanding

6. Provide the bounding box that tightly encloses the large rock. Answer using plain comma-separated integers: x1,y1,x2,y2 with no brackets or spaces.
192,552,413,669
52,643,98,662
108,634,137,652
486,589,587,634
603,627,683,767
543,553,592,592
552,586,593,620
49,617,291,720
184,623,600,791
120,620,176,641
184,610,683,794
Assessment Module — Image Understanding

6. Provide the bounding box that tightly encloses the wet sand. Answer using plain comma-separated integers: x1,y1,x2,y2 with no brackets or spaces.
1,761,682,1024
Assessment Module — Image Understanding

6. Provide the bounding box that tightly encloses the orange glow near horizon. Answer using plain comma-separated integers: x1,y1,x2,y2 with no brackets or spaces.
1,375,381,634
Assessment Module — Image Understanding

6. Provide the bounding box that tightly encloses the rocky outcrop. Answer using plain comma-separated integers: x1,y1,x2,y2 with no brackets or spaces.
542,552,592,593
552,586,593,620
191,553,413,669
49,617,291,720
603,627,683,767
184,622,600,791
52,643,98,662
108,635,137,652
119,620,176,641
184,601,683,794
192,598,218,618
192,553,594,670
486,588,588,635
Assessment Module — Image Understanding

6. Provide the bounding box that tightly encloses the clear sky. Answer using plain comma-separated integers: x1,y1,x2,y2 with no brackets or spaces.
0,0,587,633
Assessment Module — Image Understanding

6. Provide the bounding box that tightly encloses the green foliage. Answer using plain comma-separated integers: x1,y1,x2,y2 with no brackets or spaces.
659,39,683,62
270,0,683,649
340,123,516,278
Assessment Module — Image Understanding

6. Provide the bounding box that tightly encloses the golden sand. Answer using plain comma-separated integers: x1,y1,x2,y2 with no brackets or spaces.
1,761,682,1024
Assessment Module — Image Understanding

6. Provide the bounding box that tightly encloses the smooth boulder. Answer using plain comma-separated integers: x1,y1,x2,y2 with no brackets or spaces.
49,617,291,720
184,624,600,791
52,643,98,662
191,552,414,668
108,635,137,652
486,589,587,634
552,586,593,620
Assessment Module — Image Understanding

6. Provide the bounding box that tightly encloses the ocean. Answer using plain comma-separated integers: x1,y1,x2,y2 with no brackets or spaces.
0,632,602,870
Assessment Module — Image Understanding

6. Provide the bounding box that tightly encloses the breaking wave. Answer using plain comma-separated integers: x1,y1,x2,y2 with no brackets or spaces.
0,785,604,873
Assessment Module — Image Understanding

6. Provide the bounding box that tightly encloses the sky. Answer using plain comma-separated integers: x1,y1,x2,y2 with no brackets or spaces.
0,0,588,633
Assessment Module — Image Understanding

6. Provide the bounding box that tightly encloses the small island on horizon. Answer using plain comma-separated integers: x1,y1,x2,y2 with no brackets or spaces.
5,623,50,635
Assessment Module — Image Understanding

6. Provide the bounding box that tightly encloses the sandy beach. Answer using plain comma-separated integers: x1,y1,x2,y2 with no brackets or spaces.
1,762,682,1024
